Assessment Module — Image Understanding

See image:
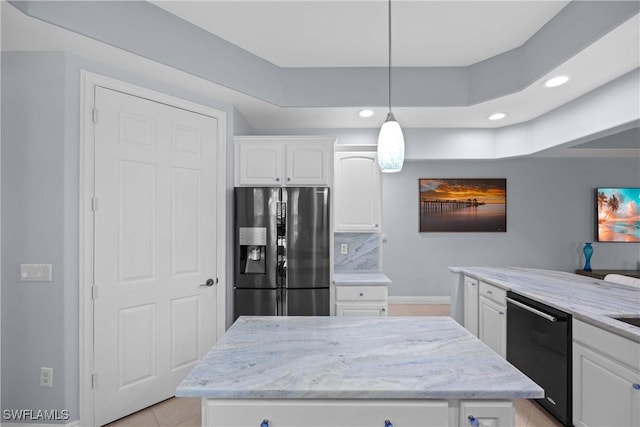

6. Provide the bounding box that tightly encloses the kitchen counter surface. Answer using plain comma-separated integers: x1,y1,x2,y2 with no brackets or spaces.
333,272,391,286
176,316,543,400
451,267,640,342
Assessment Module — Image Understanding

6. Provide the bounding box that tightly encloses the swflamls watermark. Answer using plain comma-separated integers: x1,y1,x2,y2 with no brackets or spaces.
3,409,70,421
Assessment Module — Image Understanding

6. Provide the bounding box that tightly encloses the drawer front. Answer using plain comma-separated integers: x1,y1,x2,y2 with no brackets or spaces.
479,281,506,305
205,399,449,427
335,286,387,301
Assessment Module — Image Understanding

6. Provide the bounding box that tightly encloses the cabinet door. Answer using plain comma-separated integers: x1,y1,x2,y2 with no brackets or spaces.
459,401,514,427
236,142,282,186
478,296,506,358
204,399,449,426
573,341,640,427
464,276,479,337
334,152,381,231
285,143,331,186
335,302,387,316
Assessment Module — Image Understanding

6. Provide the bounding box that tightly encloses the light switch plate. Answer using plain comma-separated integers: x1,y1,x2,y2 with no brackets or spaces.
340,243,348,255
20,264,53,282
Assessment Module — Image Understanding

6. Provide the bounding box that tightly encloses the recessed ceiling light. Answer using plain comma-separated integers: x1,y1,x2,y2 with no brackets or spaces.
488,112,507,121
358,109,374,118
543,75,570,88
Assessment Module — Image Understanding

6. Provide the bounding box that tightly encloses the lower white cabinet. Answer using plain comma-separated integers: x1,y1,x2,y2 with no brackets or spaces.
335,285,388,316
572,319,640,427
202,399,514,427
459,400,514,426
478,281,507,358
463,276,479,337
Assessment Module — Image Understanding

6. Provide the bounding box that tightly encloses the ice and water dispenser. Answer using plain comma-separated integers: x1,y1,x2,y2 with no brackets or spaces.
238,227,267,274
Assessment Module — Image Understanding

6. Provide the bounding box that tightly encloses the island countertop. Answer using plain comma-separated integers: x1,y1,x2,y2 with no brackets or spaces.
176,316,543,400
451,267,640,342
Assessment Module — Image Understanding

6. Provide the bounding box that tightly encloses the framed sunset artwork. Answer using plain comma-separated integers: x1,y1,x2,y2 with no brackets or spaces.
419,178,507,232
596,187,640,242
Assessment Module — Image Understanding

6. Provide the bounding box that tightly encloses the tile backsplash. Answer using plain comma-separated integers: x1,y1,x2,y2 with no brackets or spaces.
334,233,380,273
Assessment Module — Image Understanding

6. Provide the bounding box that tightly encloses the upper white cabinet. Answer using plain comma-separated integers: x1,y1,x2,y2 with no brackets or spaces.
334,151,381,231
235,136,334,187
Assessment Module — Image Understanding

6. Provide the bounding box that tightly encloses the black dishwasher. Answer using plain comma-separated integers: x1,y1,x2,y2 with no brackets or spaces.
506,291,572,427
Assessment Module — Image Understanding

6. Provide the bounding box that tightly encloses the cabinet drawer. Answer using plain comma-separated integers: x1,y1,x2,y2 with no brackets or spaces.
479,281,506,305
204,399,449,426
335,286,387,301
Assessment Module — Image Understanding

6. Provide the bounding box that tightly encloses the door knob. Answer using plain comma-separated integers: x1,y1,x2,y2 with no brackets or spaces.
199,278,215,287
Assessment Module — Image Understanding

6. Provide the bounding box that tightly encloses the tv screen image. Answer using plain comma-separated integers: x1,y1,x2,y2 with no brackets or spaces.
596,187,640,242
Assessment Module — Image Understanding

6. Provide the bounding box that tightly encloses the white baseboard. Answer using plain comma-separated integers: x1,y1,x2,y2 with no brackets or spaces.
388,296,451,305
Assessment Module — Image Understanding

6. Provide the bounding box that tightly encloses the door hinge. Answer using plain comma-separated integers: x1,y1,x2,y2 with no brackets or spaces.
91,286,98,300
92,108,98,124
91,197,98,212
91,373,97,389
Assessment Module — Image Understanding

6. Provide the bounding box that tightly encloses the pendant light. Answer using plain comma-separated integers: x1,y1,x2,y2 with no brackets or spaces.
377,0,405,173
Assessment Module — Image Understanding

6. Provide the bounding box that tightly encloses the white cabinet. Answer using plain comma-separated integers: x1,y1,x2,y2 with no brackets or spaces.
203,399,515,427
572,319,640,427
464,275,479,337
478,281,507,358
235,136,334,186
459,400,514,426
334,151,381,231
335,285,388,316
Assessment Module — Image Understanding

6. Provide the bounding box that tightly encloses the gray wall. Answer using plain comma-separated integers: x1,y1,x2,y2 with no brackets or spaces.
1,51,241,423
381,157,640,297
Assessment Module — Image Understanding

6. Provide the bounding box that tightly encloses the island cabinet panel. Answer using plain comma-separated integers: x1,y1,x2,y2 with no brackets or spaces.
478,281,507,358
203,399,449,426
459,400,514,426
463,275,479,337
572,319,640,427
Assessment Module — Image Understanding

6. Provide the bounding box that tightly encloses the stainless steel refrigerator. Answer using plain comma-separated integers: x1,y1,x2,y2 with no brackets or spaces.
234,187,330,320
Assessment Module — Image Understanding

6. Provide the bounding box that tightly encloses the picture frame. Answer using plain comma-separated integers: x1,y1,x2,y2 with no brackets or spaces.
596,187,640,242
419,178,507,232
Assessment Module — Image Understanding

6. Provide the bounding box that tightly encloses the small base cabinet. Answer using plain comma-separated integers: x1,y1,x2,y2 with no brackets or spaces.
202,399,514,427
478,281,507,358
335,285,388,316
572,319,640,427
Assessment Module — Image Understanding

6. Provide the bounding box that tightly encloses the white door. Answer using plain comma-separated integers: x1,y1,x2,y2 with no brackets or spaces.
92,86,218,426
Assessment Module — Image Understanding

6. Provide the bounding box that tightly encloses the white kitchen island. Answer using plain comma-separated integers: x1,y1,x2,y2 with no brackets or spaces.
176,316,542,426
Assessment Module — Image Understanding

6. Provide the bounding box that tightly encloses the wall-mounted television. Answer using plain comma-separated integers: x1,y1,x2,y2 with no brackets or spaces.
596,187,640,242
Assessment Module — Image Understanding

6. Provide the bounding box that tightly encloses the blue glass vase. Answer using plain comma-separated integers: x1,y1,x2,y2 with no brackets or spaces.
583,242,593,272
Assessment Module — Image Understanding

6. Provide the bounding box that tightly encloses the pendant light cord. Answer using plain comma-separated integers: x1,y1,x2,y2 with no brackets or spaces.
388,0,392,113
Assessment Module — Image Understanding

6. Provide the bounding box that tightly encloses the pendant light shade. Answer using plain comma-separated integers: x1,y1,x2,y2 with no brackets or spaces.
377,112,405,173
377,0,404,173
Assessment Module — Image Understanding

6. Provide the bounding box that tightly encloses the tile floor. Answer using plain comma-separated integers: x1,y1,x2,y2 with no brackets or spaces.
106,304,563,427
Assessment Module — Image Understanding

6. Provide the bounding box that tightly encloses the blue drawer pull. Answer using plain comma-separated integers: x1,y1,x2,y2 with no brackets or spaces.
633,383,640,390
468,415,480,427
384,420,393,427
260,419,269,427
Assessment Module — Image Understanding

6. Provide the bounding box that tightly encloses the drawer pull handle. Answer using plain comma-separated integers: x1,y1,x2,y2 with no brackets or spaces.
260,420,269,427
486,290,493,294
359,292,364,297
633,383,640,390
468,415,480,427
384,420,393,427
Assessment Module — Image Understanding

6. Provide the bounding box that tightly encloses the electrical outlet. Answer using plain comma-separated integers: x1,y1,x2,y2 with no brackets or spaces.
40,367,53,387
340,243,348,255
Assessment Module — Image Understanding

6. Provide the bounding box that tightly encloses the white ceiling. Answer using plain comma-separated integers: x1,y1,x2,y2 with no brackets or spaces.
152,0,570,68
2,0,639,139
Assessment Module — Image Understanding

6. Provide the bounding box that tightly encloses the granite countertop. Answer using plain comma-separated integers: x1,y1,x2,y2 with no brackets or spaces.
451,267,640,343
333,273,391,286
176,316,543,400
